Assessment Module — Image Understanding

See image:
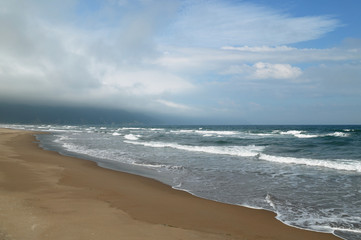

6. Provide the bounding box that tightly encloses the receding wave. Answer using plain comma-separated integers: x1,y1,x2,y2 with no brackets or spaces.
124,140,264,157
130,161,184,170
130,161,167,168
59,141,114,160
258,154,361,173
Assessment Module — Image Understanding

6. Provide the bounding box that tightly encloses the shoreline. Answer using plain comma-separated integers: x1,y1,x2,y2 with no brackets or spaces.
0,128,341,240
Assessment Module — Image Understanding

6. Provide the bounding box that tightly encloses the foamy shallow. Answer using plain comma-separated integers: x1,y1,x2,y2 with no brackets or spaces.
124,140,264,157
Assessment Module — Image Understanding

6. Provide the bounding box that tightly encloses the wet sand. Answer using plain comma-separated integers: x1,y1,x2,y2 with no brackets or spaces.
0,128,340,240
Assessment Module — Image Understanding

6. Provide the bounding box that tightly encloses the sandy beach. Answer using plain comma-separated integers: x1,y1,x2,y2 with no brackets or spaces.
0,128,340,240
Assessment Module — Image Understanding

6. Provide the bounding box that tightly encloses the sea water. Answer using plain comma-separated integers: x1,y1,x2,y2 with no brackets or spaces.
2,124,361,240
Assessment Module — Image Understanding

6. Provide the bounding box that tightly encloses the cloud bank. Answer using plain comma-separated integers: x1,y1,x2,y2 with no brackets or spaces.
0,0,360,123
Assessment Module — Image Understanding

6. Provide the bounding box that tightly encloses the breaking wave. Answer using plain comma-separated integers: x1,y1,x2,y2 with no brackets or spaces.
124,140,264,157
258,154,361,173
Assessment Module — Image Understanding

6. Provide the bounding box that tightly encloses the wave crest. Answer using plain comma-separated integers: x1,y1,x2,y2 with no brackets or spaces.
124,140,264,157
258,154,361,173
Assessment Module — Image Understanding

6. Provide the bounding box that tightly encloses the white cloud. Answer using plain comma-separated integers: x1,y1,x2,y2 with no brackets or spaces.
157,44,361,76
156,99,192,110
221,46,296,52
161,0,340,47
99,67,194,96
223,44,361,62
221,62,302,80
251,62,302,79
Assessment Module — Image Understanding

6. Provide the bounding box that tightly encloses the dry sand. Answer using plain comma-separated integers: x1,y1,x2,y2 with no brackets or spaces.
0,128,340,240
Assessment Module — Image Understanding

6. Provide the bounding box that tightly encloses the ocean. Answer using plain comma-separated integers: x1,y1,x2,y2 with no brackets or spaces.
2,124,361,240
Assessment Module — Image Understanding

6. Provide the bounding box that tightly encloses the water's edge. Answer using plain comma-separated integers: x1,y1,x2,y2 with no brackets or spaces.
34,131,344,240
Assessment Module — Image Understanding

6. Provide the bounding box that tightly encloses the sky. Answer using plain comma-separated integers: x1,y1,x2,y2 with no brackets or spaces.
0,0,360,124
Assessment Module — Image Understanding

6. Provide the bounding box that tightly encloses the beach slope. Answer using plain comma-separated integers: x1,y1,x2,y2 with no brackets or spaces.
0,128,340,240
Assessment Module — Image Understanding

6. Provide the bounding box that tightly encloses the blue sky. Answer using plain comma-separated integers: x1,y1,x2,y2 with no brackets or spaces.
0,0,360,124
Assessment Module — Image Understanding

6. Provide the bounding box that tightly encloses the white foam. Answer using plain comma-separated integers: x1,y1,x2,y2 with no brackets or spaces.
124,134,140,140
60,142,108,159
149,128,164,131
37,125,51,129
54,135,70,143
112,132,121,136
195,130,238,135
280,130,303,135
250,133,275,137
258,154,361,173
202,134,213,137
327,132,350,137
278,130,351,138
45,129,68,132
332,227,361,234
170,129,238,136
129,161,184,171
121,127,142,130
265,194,276,210
170,130,194,134
124,141,264,157
296,134,320,138
130,161,166,168
279,130,320,138
56,141,136,166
